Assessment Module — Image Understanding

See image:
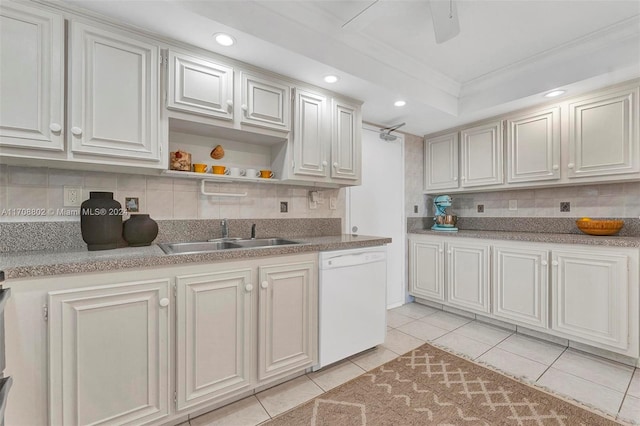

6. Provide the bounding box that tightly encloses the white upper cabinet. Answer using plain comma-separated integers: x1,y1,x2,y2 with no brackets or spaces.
240,72,291,132
292,88,329,178
551,249,632,355
330,98,361,181
167,50,234,121
69,21,161,162
568,86,640,178
506,107,560,183
460,120,504,187
424,132,459,191
48,279,171,425
0,2,64,151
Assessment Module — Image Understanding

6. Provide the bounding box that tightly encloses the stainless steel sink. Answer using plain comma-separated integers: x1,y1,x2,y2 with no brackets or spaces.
231,238,300,248
158,238,300,255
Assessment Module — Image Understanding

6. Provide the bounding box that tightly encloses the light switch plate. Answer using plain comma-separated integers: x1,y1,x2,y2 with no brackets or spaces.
329,197,337,210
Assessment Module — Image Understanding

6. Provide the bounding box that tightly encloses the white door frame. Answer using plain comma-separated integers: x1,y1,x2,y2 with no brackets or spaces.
345,123,407,308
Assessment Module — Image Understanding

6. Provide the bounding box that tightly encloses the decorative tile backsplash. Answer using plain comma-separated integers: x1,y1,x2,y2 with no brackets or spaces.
0,165,345,222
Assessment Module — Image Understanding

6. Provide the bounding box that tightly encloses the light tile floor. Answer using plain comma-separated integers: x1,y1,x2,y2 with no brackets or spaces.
187,302,640,425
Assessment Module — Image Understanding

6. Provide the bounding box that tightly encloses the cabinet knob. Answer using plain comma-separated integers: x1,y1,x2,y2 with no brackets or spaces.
461,176,466,180
226,99,233,107
552,260,559,266
567,163,574,169
159,298,169,307
261,281,269,289
453,177,458,181
447,250,452,254
552,165,559,170
541,260,548,266
241,104,248,112
438,249,443,253
322,160,328,167
49,123,62,132
245,284,253,292
333,162,338,168
71,127,82,136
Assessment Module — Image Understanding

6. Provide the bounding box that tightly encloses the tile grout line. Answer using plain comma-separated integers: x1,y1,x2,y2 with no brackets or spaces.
615,366,638,417
473,331,514,361
535,346,568,382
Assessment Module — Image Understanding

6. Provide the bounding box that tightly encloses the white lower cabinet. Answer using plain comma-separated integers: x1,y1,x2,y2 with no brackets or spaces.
492,245,549,329
447,241,491,314
48,279,171,426
8,253,318,426
408,234,639,359
551,249,631,353
176,269,252,411
408,238,445,302
258,261,317,381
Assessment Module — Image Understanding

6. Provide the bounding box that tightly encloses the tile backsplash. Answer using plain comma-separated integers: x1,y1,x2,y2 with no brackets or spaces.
0,165,345,222
445,182,640,218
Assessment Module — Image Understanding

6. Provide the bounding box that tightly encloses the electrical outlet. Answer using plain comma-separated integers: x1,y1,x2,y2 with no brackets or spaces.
414,205,419,214
64,186,82,207
508,200,518,211
280,201,288,213
477,204,484,213
329,197,337,210
560,201,571,212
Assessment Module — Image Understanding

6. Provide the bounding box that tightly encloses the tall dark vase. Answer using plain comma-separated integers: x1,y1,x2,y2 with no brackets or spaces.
80,192,123,251
123,214,159,247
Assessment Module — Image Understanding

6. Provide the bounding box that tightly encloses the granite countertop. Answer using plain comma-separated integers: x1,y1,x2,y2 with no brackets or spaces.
409,229,640,248
0,234,391,280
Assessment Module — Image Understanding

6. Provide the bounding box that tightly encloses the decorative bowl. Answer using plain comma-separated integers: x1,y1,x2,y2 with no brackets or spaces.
576,219,624,236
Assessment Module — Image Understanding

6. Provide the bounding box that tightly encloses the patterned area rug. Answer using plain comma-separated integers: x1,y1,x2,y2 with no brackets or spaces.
264,343,626,425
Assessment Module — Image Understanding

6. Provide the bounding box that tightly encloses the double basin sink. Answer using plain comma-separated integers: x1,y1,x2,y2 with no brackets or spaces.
158,238,301,255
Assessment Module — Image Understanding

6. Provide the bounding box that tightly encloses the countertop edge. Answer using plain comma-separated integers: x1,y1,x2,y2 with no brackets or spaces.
408,230,640,248
1,236,392,281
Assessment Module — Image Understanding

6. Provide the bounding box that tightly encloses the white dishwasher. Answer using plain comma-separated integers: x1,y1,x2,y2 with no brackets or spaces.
314,245,387,371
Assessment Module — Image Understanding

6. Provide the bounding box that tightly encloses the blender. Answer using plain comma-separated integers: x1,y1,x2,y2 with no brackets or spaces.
431,195,458,232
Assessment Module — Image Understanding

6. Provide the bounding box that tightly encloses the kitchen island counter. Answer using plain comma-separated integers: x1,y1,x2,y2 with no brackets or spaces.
1,234,391,280
410,229,640,248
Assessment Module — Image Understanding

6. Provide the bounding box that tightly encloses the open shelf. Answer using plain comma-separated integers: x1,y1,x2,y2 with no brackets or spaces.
162,169,280,183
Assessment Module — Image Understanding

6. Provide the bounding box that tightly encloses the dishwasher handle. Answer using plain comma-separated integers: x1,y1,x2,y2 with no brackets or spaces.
321,251,386,269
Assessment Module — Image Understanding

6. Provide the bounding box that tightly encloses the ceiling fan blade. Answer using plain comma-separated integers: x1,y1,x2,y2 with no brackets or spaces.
428,0,460,44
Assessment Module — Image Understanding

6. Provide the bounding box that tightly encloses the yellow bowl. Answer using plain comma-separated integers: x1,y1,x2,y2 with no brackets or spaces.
576,219,624,236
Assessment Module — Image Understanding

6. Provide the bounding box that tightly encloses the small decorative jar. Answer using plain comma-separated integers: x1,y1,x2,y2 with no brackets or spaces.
80,192,123,251
123,214,159,247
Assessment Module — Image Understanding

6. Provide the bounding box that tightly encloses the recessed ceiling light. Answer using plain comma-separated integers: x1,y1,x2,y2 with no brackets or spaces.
324,75,339,83
544,90,566,98
213,33,235,47
394,100,406,107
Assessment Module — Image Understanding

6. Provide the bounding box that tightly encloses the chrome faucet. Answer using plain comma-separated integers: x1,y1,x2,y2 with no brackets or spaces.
221,218,229,239
251,223,256,239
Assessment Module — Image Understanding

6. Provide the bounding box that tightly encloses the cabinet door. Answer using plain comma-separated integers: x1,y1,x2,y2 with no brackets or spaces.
424,132,459,191
258,261,317,382
0,2,64,151
168,50,234,120
69,22,160,161
176,269,252,411
551,250,629,352
292,88,329,178
460,121,503,187
492,246,549,329
48,279,170,425
330,98,361,181
446,241,490,314
568,86,640,178
507,107,560,183
240,72,291,132
409,237,445,302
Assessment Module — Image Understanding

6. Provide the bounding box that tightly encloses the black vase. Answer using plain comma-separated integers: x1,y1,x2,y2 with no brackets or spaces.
80,192,123,251
123,214,159,247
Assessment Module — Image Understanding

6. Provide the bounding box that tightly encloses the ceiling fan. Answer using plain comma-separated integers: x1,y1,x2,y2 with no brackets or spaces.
342,0,460,44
